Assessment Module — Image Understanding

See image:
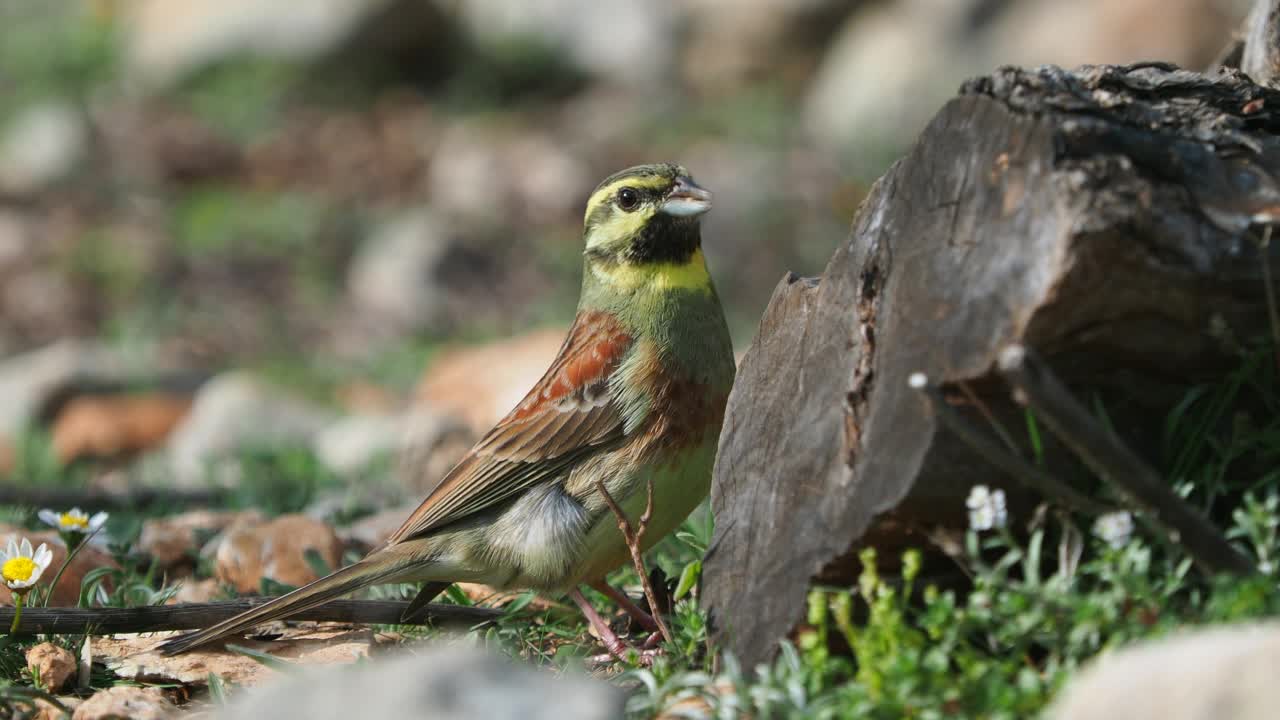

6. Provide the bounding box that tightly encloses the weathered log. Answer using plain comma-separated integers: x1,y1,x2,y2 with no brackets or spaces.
0,598,498,635
1241,0,1280,83
703,63,1280,666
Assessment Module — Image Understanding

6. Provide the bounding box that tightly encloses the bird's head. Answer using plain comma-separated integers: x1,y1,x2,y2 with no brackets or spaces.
581,163,713,293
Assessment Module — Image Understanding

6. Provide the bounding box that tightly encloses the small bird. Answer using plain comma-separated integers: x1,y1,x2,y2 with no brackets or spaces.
160,163,735,657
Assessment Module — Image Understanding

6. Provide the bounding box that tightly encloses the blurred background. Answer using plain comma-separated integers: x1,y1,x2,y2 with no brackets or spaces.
0,0,1253,500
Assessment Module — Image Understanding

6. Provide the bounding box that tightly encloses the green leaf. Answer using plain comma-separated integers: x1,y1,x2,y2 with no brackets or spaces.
225,644,298,673
302,548,332,578
207,672,228,705
674,560,701,601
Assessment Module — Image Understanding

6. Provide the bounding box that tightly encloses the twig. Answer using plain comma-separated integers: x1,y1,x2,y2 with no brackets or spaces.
594,477,675,646
0,486,227,511
1259,225,1280,369
909,373,1115,516
997,345,1254,576
0,599,499,635
955,380,1021,455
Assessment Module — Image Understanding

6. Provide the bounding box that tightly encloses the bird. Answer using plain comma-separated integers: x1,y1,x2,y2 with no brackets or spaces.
159,163,736,657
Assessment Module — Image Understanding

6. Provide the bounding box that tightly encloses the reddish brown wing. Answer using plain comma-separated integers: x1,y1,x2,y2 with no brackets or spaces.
382,311,633,546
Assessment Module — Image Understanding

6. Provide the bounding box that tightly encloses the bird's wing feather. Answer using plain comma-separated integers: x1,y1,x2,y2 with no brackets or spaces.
382,311,633,546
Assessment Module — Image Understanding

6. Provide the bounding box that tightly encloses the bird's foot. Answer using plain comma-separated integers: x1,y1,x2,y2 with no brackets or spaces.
588,646,663,667
590,581,661,634
571,587,665,666
593,476,675,646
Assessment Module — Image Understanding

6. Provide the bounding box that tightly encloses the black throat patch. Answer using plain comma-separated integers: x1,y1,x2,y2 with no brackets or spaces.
624,214,701,265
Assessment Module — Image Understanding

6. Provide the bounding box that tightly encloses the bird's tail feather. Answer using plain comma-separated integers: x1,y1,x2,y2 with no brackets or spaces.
157,560,398,655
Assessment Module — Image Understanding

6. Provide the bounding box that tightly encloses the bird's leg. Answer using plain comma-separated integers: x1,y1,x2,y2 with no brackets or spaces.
590,580,660,633
593,475,674,645
569,587,630,661
640,632,662,650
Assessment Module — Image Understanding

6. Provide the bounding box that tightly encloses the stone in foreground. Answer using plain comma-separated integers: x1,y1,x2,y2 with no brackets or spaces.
217,645,621,720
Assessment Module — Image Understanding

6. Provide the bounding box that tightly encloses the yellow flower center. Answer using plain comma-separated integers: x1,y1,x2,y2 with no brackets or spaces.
2,557,36,583
60,514,88,530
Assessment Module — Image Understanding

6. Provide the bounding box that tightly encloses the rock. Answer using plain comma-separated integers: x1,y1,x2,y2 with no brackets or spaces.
415,328,565,434
138,509,263,570
0,271,83,349
426,124,592,224
213,514,343,593
166,372,336,485
50,392,192,465
0,341,129,439
346,208,455,336
0,210,31,269
0,528,117,606
216,645,621,720
121,0,448,88
1047,623,1280,720
166,577,222,604
681,0,851,93
396,408,475,497
0,434,12,478
338,502,415,550
0,101,88,195
26,642,75,692
453,0,677,87
993,0,1239,74
31,696,78,720
72,686,175,720
101,628,375,688
313,413,404,476
803,0,1243,153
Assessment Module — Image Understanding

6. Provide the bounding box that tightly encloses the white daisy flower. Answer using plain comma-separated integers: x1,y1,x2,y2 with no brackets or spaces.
37,508,108,536
0,537,53,592
966,485,1008,532
1093,511,1134,549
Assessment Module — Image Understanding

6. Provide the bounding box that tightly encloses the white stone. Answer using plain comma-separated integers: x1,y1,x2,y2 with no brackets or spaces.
0,101,87,195
1048,623,1280,720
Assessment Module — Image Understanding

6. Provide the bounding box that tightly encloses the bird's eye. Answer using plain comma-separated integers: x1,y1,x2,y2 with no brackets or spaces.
616,187,640,211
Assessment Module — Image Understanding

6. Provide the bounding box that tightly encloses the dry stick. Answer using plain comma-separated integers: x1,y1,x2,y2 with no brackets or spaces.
0,599,499,635
997,345,1255,576
955,379,1022,455
908,374,1115,516
0,485,226,511
1259,225,1280,370
593,476,675,647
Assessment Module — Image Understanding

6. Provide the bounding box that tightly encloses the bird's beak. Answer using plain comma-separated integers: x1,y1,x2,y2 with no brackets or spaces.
661,176,713,218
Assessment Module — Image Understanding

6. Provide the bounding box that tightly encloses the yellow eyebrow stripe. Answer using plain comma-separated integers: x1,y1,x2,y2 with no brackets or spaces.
583,175,671,224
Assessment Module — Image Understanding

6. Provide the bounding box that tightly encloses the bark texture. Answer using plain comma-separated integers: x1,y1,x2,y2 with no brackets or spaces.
703,63,1280,666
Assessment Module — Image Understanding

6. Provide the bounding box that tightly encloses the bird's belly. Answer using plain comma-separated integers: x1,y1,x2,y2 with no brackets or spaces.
569,439,716,587
474,436,716,593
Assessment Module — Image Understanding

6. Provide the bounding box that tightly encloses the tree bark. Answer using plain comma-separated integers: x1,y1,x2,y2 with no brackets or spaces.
702,63,1280,666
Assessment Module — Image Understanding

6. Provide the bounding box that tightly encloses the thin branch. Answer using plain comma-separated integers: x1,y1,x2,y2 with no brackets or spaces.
0,599,498,635
955,379,1021,454
0,485,227,511
909,373,1115,516
997,345,1254,576
1258,225,1280,369
594,477,675,646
